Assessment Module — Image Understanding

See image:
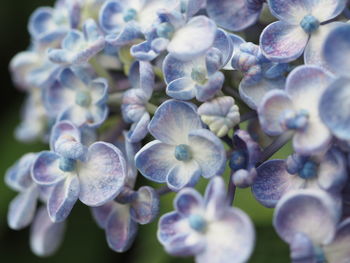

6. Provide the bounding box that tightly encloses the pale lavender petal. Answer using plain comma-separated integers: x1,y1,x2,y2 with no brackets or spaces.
309,0,346,22
166,77,197,100
268,0,310,24
166,161,201,191
174,188,204,216
195,71,225,102
260,21,308,63
91,201,115,229
157,211,183,244
204,176,227,219
78,142,127,206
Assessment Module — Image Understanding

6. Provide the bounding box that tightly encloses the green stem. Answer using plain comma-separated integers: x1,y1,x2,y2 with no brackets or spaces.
146,103,158,115
107,92,124,106
90,58,114,86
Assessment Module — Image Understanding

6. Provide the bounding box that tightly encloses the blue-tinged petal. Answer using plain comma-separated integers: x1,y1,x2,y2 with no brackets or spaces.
5,153,37,191
167,16,217,61
260,21,308,63
273,189,340,245
223,33,245,70
106,21,143,46
83,18,104,43
323,24,350,78
130,40,159,61
99,0,124,34
252,160,305,208
105,204,138,252
166,77,197,100
258,90,294,135
239,77,285,110
324,218,350,263
148,100,202,145
188,129,226,179
48,174,79,222
48,49,75,65
162,54,193,83
8,185,38,230
58,67,86,90
78,142,127,206
164,233,205,257
151,38,169,53
90,78,109,105
32,151,67,186
174,188,204,216
196,208,255,263
135,141,176,183
320,78,350,140
91,201,115,229
130,186,160,224
183,0,205,18
195,71,225,102
166,161,201,191
290,233,315,263
211,29,233,68
30,206,66,257
267,0,309,24
317,149,347,192
127,113,150,143
204,176,227,219
309,0,346,22
28,7,54,38
128,60,155,96
157,211,184,244
207,0,262,31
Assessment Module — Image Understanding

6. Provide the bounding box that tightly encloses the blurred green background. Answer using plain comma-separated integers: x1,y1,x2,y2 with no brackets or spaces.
0,1,290,262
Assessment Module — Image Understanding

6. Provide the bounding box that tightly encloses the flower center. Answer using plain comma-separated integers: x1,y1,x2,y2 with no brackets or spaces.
229,150,248,171
283,109,309,130
174,144,192,162
298,160,318,179
300,15,320,34
191,67,207,85
123,8,137,22
188,214,207,232
59,156,76,172
156,22,175,39
75,90,92,107
314,245,326,263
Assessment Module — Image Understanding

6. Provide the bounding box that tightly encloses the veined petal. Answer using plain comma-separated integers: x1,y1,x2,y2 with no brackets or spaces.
204,176,227,219
166,161,201,191
260,21,308,63
309,0,346,22
166,77,197,100
267,0,310,24
78,142,127,206
91,201,115,229
174,188,204,216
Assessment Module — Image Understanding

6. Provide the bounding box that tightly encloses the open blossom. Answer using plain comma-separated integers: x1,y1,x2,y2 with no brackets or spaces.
135,100,226,191
158,176,255,263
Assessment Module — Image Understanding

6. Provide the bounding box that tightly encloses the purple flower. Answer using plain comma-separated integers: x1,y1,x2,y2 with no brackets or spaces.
44,67,108,128
48,19,105,65
273,189,349,262
135,100,226,191
258,65,334,154
158,176,255,263
260,0,346,62
32,121,127,222
252,148,347,208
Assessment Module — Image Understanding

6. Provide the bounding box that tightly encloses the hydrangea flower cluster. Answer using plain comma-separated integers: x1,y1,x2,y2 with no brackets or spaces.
5,0,350,261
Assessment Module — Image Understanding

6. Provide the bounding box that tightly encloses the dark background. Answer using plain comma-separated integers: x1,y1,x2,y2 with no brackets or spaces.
0,1,289,262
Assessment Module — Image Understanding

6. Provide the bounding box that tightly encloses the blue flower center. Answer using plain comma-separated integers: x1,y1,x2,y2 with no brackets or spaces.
298,160,318,179
174,144,192,162
75,91,92,107
229,150,248,171
188,214,207,232
123,8,137,22
300,15,320,34
191,67,207,85
59,156,76,172
156,22,175,39
283,109,309,130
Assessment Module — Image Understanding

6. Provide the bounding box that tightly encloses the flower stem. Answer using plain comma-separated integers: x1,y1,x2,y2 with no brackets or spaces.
240,111,257,123
146,102,158,115
156,185,172,196
227,172,236,206
107,92,124,106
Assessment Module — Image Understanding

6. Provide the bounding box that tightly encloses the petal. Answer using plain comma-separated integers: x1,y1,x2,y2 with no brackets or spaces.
8,185,38,230
48,175,80,222
135,141,176,183
309,0,346,22
99,0,125,34
167,16,217,61
324,218,350,263
148,100,202,145
30,206,66,257
252,160,305,208
267,0,310,24
260,21,308,63
105,204,138,252
204,176,227,219
188,129,226,179
195,71,225,102
130,40,159,61
257,90,294,136
91,201,115,229
32,151,67,186
78,142,127,206
197,208,255,263
174,188,204,216
212,29,233,67
320,78,350,140
166,77,196,100
127,113,150,143
323,23,350,78
106,21,143,46
162,54,194,84
157,211,184,244
290,233,315,262
165,233,205,257
207,0,262,31
166,161,201,191
130,186,160,224
129,60,154,96
239,77,285,110
273,189,340,245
